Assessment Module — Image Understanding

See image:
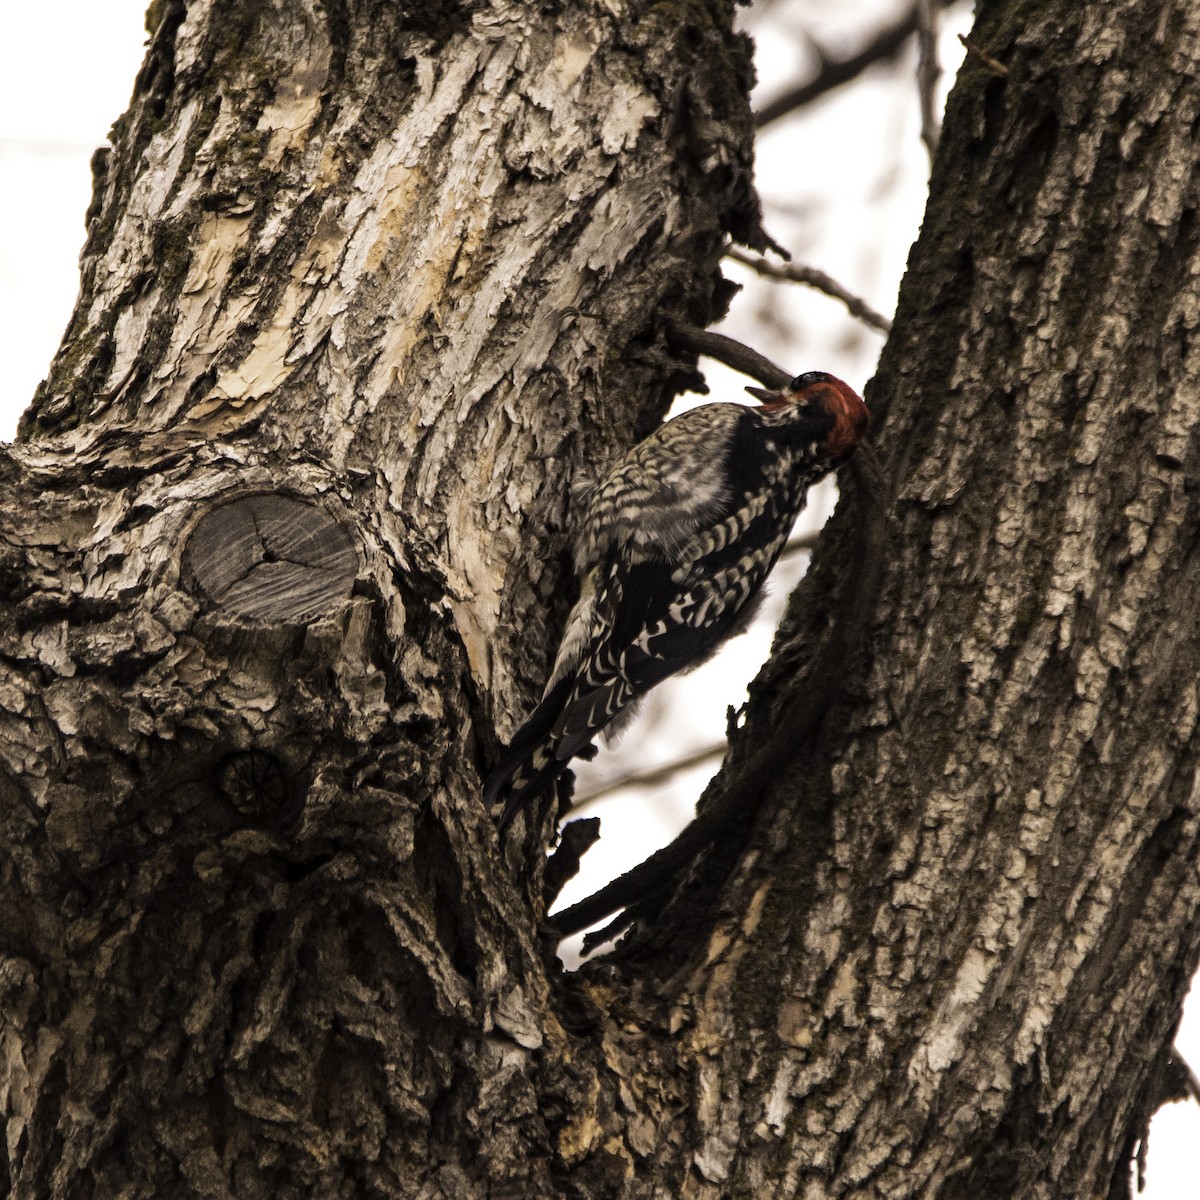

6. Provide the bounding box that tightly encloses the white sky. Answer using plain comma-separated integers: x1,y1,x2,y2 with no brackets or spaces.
0,2,1196,1194
0,3,148,431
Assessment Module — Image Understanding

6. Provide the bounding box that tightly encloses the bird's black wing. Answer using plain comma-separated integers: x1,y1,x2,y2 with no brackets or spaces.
549,483,800,758
485,410,841,827
486,489,791,829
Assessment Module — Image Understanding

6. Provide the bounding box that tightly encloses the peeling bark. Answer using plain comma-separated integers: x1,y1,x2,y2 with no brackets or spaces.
3,0,1199,1198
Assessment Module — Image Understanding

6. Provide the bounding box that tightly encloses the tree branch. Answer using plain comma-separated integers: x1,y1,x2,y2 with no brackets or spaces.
754,0,959,129
915,0,942,161
725,246,893,334
662,318,791,388
571,743,724,811
1172,1048,1200,1106
958,33,1009,76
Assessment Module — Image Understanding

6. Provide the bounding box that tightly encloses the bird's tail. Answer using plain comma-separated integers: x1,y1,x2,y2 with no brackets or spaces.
485,659,655,830
484,675,576,830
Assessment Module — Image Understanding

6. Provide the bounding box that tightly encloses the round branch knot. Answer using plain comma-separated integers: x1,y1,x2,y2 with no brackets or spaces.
184,493,357,624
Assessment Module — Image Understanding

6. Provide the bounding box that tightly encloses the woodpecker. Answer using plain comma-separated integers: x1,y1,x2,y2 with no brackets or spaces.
485,371,869,831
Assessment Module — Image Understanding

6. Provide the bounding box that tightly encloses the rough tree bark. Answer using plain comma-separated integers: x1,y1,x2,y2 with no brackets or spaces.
2,1,1198,1198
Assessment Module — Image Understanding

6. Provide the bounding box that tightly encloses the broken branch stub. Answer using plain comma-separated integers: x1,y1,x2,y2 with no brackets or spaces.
184,493,358,624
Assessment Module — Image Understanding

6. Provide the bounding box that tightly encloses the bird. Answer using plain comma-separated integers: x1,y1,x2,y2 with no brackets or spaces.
485,371,869,831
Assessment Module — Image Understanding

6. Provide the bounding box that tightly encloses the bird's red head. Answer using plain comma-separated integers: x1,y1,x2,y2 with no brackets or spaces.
746,371,869,460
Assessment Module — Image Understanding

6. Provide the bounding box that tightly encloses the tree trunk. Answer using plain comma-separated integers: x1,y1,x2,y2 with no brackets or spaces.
2,0,1198,1197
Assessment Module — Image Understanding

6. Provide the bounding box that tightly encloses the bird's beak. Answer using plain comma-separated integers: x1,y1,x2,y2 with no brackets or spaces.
745,385,780,403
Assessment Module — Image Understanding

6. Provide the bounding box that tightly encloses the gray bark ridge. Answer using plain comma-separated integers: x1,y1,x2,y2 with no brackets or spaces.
635,3,1200,1195
0,0,768,1197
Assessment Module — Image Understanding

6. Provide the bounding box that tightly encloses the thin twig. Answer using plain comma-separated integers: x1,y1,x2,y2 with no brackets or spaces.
915,0,942,162
726,247,892,335
754,0,959,129
662,320,791,389
572,744,725,809
779,530,821,562
958,34,1009,76
1174,1047,1200,1105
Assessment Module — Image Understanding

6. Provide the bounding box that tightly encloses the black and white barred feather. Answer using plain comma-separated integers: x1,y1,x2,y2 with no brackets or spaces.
485,372,869,830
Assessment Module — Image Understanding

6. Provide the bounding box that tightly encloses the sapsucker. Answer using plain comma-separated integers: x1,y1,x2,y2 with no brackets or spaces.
485,372,869,830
